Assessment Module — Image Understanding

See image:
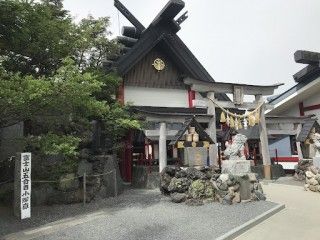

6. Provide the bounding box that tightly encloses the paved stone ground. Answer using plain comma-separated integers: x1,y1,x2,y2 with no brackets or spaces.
1,189,277,240
235,178,320,240
268,175,304,187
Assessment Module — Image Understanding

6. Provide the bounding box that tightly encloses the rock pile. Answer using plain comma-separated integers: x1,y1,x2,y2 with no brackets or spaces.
160,166,266,205
294,159,313,181
304,166,320,192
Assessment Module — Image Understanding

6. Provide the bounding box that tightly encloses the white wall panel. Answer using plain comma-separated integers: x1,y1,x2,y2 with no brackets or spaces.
124,86,189,108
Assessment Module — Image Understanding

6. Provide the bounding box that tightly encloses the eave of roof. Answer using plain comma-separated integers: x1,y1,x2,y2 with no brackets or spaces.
268,75,319,105
131,106,210,117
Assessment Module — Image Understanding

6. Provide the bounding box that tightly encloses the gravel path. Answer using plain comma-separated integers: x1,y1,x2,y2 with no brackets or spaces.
0,189,277,240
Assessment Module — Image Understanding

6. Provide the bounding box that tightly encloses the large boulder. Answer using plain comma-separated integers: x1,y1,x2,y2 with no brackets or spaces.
222,193,233,205
168,177,191,193
77,160,93,176
102,155,124,197
160,172,172,195
32,184,55,205
58,173,79,192
162,166,177,177
185,167,207,180
188,180,214,199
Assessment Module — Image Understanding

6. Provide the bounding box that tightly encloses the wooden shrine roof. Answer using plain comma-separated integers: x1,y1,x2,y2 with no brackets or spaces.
293,50,320,83
112,0,229,101
169,117,214,145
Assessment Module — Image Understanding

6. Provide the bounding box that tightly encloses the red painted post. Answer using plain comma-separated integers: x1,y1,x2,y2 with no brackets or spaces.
299,102,304,116
188,89,195,108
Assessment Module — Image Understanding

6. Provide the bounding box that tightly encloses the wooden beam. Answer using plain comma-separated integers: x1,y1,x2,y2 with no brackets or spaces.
145,115,212,123
176,11,188,25
267,129,297,135
151,0,185,26
184,77,283,95
114,0,145,32
293,64,320,82
214,101,274,110
304,103,320,112
299,102,305,116
294,50,320,65
266,116,310,124
117,36,137,48
144,130,178,137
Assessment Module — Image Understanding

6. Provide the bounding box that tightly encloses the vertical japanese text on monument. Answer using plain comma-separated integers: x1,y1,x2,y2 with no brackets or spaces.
21,153,31,219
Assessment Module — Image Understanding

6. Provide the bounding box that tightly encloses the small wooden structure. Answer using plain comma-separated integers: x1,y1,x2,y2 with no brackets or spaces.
170,117,214,166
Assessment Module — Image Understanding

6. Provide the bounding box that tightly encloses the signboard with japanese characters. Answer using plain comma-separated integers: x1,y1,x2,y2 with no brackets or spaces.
21,152,31,219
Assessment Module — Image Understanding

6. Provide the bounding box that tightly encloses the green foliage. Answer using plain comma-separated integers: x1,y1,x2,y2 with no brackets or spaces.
0,0,74,76
52,158,78,180
0,58,108,128
0,0,141,159
28,133,81,157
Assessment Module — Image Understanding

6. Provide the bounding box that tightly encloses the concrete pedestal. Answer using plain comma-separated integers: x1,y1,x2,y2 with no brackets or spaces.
313,157,320,168
221,160,251,175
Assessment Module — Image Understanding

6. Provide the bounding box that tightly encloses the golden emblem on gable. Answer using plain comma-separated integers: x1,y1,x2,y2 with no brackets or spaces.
152,58,165,71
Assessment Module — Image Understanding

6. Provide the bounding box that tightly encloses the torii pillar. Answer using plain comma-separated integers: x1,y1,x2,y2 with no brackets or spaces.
256,95,271,179
159,122,167,173
207,92,218,166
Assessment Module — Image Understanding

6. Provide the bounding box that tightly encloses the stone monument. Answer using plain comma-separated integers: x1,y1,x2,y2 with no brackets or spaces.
311,132,320,168
222,134,251,174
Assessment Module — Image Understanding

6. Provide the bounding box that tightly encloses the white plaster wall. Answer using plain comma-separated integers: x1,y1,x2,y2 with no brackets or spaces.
124,86,189,108
279,86,320,122
303,89,320,106
281,105,300,117
303,90,320,122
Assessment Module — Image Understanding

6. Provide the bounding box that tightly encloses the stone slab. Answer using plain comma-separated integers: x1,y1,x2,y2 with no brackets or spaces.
184,147,208,166
239,178,251,200
222,160,251,175
209,144,218,167
313,157,320,168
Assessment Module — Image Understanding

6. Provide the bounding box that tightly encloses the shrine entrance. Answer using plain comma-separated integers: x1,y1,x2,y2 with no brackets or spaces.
184,78,284,179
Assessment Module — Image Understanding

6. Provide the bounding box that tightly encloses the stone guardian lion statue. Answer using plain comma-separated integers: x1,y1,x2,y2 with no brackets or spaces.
224,134,248,160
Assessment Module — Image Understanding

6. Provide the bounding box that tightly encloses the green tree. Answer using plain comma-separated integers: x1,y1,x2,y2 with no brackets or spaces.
0,0,140,157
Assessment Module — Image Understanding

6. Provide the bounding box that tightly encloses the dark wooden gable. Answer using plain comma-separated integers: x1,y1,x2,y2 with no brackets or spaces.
113,0,229,101
124,44,185,89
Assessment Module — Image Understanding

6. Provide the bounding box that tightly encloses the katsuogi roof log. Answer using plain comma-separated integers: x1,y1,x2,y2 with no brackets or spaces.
151,0,185,25
294,50,320,65
121,26,141,39
117,36,137,48
114,0,145,32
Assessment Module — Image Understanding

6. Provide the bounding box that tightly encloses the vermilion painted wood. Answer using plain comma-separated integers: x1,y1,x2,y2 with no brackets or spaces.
271,157,299,162
304,103,320,112
299,102,305,116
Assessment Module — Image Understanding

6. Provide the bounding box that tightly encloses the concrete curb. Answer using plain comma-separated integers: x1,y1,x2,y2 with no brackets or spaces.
216,203,285,240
